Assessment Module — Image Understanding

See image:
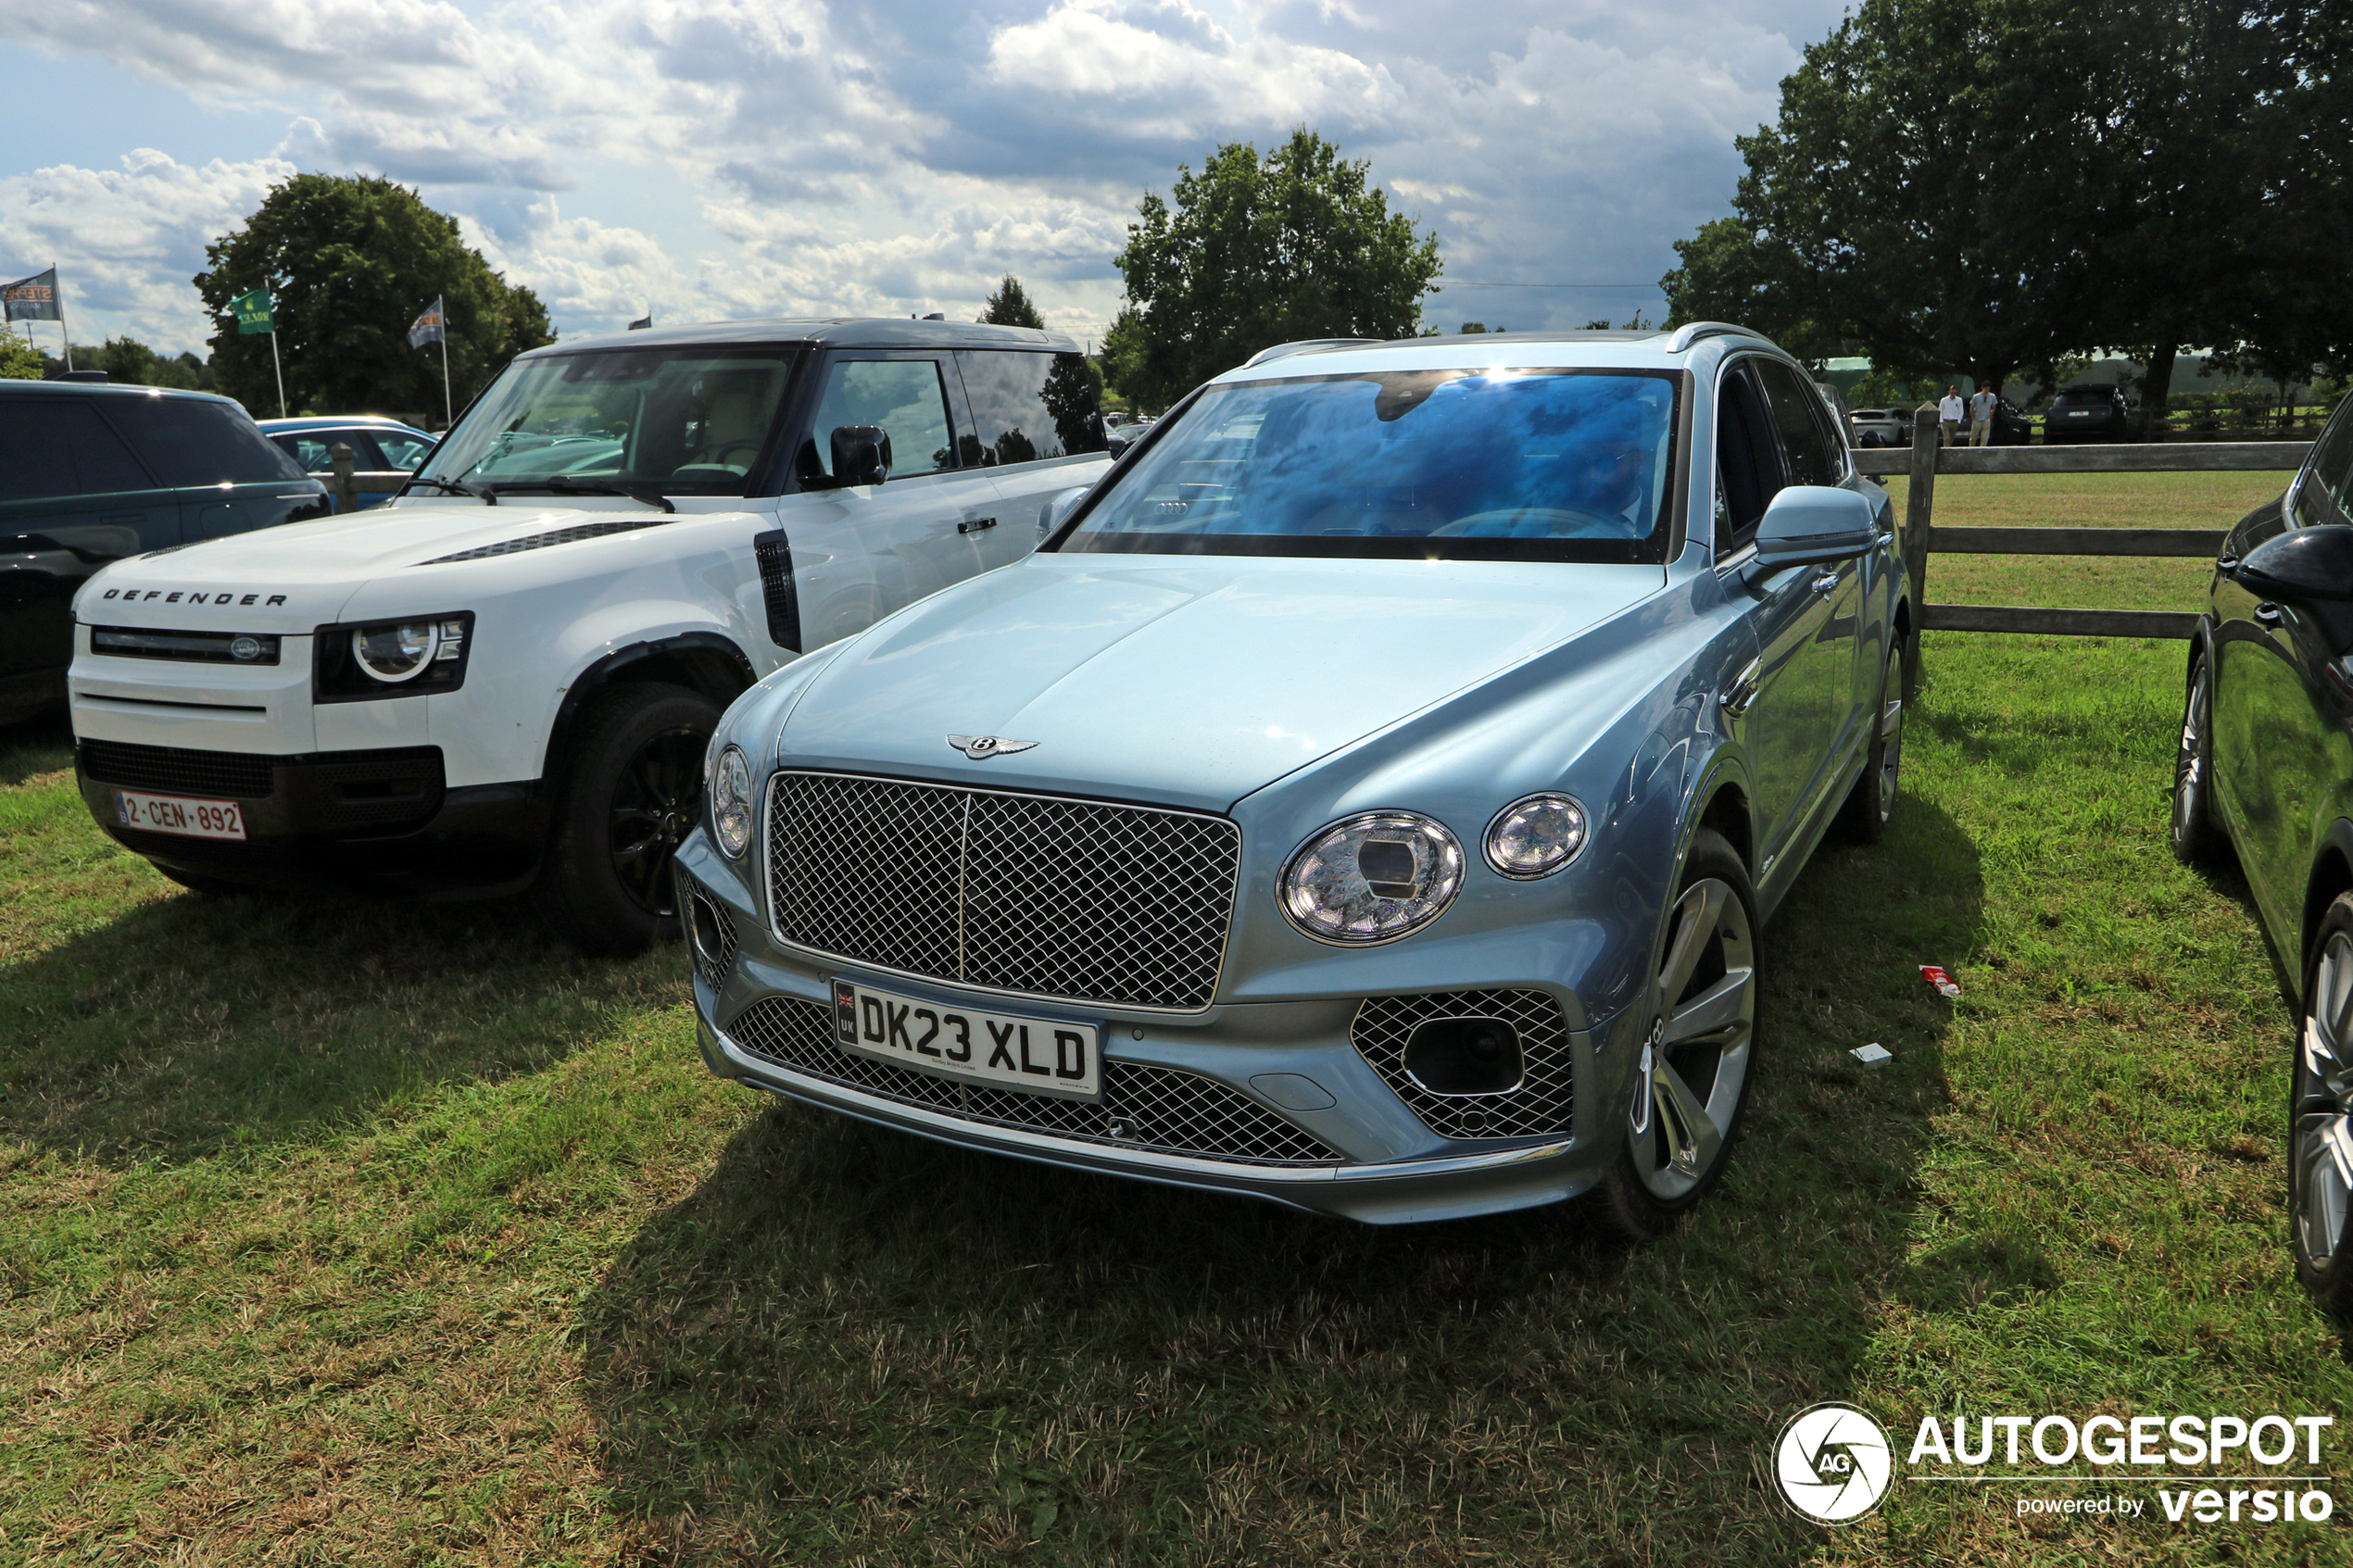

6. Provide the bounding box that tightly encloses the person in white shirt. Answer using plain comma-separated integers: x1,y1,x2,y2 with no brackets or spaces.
1939,387,1965,446
1969,387,1998,445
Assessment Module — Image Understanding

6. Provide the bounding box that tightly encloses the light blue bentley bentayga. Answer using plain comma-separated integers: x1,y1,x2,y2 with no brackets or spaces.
672,324,1908,1232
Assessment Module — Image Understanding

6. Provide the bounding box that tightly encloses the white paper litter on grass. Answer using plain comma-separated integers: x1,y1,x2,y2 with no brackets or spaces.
1851,1043,1894,1069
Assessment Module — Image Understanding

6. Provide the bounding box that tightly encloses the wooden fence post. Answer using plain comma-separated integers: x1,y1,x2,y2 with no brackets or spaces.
1903,407,1938,697
329,442,359,514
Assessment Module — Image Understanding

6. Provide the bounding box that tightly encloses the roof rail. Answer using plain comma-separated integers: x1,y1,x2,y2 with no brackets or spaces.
1667,320,1761,353
1240,338,1385,368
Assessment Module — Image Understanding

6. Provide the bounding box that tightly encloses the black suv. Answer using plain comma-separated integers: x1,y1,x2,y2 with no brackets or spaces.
2046,384,2133,442
0,381,329,723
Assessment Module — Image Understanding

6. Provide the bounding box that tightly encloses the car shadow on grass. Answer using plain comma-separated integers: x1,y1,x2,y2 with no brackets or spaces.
0,709,74,786
573,799,1985,1567
0,883,680,1165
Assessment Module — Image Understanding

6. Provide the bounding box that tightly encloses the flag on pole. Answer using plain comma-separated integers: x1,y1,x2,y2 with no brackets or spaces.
3,268,61,322
407,296,447,349
231,288,274,334
627,311,652,330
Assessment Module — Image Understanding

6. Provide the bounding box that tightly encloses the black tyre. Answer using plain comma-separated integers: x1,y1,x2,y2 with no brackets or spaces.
1583,827,1758,1241
1837,626,1906,842
535,682,719,955
2292,896,2353,1317
2171,653,2223,864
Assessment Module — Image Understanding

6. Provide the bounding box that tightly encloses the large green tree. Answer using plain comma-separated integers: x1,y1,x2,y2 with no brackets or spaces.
195,175,553,419
978,274,1046,329
1658,0,2342,409
1108,130,1441,407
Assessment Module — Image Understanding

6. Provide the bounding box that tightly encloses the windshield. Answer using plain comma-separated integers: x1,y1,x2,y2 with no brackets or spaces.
1057,369,1680,562
420,346,799,495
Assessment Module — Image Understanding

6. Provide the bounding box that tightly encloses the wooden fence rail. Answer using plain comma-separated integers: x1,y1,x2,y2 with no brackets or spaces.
1848,408,2309,647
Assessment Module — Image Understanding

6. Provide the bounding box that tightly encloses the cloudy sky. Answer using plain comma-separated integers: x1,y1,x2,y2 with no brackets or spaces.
0,1,1848,358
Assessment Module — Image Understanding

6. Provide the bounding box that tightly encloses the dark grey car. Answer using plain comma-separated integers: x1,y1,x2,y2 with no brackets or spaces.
0,382,329,722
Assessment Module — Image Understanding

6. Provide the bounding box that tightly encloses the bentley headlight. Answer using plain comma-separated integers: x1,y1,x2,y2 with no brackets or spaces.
1484,793,1589,879
710,745,752,858
1279,810,1464,945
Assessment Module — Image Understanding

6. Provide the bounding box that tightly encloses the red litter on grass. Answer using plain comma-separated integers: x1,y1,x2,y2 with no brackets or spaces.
1921,965,1961,998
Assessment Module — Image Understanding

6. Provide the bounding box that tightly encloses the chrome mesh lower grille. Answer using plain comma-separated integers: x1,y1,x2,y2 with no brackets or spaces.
765,771,1239,1010
1352,990,1576,1140
685,880,738,989
727,996,1341,1166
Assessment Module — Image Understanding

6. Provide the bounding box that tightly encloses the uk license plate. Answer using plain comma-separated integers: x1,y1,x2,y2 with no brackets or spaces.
112,788,246,840
832,980,1101,1099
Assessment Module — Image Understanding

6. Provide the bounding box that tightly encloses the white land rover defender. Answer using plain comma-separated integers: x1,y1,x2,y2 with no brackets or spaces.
67,318,1113,950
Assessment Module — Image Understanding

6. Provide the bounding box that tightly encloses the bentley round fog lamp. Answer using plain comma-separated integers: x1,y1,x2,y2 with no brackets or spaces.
1484,793,1589,880
711,745,753,858
351,621,439,682
1279,810,1464,946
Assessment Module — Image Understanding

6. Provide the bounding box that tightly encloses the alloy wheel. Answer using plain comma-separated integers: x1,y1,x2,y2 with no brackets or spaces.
608,723,707,917
2173,660,2211,845
1875,682,1905,823
1631,875,1757,1200
2294,931,2353,1272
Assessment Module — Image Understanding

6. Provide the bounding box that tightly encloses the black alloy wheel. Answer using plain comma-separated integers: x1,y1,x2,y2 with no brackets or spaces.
2171,654,2223,864
2292,896,2353,1317
535,681,722,955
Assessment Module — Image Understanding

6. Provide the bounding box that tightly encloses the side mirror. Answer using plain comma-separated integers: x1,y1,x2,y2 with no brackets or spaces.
2233,525,2353,603
1752,485,1879,567
1038,484,1090,539
830,424,890,486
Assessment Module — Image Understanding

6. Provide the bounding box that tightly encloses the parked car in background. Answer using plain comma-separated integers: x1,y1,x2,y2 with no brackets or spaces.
260,416,437,510
2046,384,2133,441
68,318,1113,952
677,322,1910,1232
1,382,328,724
2171,392,2353,1313
1847,407,1906,446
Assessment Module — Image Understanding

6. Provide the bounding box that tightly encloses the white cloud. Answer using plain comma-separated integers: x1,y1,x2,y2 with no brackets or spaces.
0,0,1847,355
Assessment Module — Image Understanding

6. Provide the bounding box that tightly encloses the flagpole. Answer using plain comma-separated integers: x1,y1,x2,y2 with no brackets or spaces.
270,328,286,418
57,269,71,371
439,331,451,428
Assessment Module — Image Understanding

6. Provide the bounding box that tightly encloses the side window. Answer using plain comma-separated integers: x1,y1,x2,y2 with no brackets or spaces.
0,402,157,500
1714,366,1779,555
802,358,955,481
374,433,434,470
955,351,1106,466
107,398,307,485
2299,395,2353,525
1754,359,1843,488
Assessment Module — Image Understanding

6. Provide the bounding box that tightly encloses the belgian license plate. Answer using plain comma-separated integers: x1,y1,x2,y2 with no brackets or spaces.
833,980,1101,1099
112,789,246,841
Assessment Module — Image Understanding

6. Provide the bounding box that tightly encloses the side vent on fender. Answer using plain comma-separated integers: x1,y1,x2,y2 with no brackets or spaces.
753,529,799,653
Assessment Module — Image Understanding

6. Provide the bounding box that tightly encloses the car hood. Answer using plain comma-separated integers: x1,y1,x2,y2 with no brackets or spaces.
777,553,1667,811
75,500,679,629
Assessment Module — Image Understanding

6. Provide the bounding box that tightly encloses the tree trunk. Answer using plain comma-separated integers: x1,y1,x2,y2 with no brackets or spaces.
2140,343,2177,443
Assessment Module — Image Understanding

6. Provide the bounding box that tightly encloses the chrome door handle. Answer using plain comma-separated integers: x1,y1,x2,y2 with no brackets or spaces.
958,516,998,534
2255,602,2284,625
1809,570,1840,595
1720,658,1763,718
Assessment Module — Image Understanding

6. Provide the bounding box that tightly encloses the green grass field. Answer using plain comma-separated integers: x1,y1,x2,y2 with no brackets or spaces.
5,470,2347,1564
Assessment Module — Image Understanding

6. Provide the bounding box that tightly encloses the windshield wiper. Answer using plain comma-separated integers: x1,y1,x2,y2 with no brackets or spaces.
399,475,498,505
490,478,676,514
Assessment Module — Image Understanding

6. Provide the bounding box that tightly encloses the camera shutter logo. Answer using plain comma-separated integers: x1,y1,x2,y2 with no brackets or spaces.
1774,1402,1894,1523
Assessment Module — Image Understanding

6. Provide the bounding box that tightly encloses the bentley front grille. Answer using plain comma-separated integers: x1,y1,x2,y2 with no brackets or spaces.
765,771,1239,1010
727,995,1341,1166
1352,989,1577,1140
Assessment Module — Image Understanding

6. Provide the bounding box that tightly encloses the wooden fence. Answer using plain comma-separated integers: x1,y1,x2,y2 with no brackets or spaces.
1851,408,2309,643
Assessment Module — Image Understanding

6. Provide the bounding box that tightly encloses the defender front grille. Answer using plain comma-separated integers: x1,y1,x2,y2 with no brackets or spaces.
1352,990,1576,1140
90,626,282,665
727,996,1341,1166
766,771,1239,1010
80,739,275,798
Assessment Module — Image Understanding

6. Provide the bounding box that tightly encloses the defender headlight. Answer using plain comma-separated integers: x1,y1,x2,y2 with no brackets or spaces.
352,621,452,682
1484,793,1589,879
315,612,473,702
710,745,752,858
1279,810,1464,946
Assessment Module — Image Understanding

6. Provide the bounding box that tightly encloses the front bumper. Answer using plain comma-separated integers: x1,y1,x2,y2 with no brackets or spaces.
78,740,545,897
675,839,1644,1224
